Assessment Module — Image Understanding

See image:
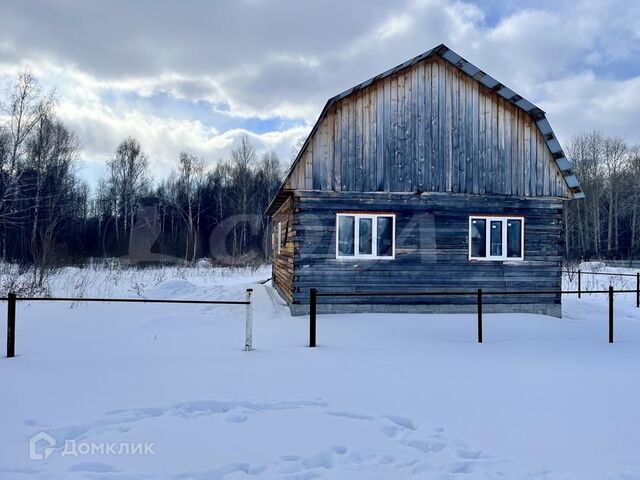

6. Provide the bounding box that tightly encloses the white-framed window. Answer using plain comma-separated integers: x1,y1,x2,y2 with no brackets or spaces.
277,222,282,254
469,216,524,261
336,213,395,259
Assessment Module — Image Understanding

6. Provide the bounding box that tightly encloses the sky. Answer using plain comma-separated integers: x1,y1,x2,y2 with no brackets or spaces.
1,0,639,186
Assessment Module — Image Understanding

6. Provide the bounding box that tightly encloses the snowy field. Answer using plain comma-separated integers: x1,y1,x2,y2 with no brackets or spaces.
1,263,640,479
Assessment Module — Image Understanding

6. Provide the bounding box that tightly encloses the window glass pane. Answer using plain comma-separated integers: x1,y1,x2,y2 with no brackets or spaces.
490,220,503,256
338,216,354,256
470,219,486,257
507,219,522,258
359,218,373,255
377,217,393,256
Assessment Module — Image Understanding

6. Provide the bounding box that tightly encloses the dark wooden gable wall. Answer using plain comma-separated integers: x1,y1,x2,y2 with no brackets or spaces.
285,57,570,198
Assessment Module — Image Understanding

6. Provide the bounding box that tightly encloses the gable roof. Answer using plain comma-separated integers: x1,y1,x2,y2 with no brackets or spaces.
267,43,583,215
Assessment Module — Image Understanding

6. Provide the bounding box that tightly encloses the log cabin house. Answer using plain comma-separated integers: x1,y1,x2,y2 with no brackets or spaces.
266,44,583,317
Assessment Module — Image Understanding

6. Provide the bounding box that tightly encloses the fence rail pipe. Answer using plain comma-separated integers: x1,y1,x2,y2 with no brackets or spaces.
6,292,16,358
309,288,317,347
609,286,614,344
245,289,253,351
477,288,483,344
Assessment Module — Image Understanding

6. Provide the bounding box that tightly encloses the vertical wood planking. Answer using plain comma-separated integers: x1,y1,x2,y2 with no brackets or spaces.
451,69,460,192
390,76,399,190
497,99,505,194
536,135,544,196
504,102,512,195
424,62,432,191
362,93,370,191
485,93,492,192
311,122,322,189
333,107,341,191
325,112,334,189
542,136,550,196
375,84,384,191
429,62,438,191
530,120,537,195
471,80,479,194
349,96,356,190
304,147,312,190
523,119,531,196
355,93,363,191
438,60,447,192
284,57,571,199
490,93,498,193
409,66,418,192
444,63,453,192
397,73,406,191
464,76,474,193
383,78,391,191
478,90,486,195
415,62,427,192
341,100,350,190
519,110,526,195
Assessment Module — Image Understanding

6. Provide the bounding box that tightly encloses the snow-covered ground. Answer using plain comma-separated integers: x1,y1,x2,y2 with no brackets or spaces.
1,263,640,479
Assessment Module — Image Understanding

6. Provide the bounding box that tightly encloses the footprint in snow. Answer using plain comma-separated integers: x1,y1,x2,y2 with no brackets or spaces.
401,438,447,454
384,414,418,430
325,411,375,421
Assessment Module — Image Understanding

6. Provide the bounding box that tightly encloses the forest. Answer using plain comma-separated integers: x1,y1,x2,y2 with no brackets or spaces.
0,70,638,280
0,70,284,282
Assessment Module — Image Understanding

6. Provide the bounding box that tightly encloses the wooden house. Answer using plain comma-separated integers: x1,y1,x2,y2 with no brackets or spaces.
266,44,583,317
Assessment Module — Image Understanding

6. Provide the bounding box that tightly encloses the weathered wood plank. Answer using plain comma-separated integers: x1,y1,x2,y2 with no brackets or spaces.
397,72,406,191
333,107,341,191
417,62,426,192
451,68,460,193
383,78,391,191
284,56,569,199
523,119,531,196
375,83,384,191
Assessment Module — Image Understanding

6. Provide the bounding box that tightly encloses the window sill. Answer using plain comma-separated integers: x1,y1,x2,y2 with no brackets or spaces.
336,256,396,261
469,258,524,263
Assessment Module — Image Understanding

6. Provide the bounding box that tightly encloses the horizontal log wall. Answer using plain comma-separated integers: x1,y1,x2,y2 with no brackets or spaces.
272,196,295,302
286,57,569,198
289,191,563,306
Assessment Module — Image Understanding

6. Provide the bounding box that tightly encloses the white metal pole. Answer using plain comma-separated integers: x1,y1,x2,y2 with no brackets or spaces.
245,288,253,351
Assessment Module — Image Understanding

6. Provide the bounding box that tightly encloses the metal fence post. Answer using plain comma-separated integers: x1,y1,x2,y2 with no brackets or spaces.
477,288,483,344
309,288,317,347
244,289,253,351
636,272,639,308
578,270,581,298
7,292,16,358
609,286,614,344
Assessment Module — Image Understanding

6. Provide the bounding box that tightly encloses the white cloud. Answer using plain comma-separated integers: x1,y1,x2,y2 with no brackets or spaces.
56,97,308,184
538,72,640,145
1,0,640,186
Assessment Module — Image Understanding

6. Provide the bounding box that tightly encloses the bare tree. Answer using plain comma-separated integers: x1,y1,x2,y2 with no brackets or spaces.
0,70,55,258
173,152,206,262
106,137,149,253
230,135,256,255
629,146,640,254
602,136,627,254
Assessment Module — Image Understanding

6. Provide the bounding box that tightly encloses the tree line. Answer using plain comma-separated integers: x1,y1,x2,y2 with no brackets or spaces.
1,70,639,276
0,70,284,281
564,131,640,261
